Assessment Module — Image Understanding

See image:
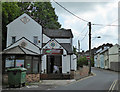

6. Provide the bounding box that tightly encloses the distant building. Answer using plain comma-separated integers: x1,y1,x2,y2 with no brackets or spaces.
94,43,113,68
94,44,120,72
100,49,109,69
108,44,120,71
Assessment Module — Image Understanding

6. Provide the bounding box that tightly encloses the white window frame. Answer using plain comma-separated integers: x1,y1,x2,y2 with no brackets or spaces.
12,36,16,44
33,36,38,45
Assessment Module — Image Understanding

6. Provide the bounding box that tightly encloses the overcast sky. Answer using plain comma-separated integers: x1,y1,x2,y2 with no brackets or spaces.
51,0,119,51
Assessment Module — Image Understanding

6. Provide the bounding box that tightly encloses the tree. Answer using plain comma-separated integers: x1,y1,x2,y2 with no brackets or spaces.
77,56,88,67
17,2,61,29
77,56,94,67
2,2,21,50
2,2,61,50
73,46,77,54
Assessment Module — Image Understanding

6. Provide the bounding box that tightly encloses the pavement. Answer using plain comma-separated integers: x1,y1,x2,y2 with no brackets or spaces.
50,67,118,91
1,67,119,91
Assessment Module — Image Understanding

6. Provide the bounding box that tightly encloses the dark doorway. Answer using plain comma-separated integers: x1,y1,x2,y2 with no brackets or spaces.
47,55,62,74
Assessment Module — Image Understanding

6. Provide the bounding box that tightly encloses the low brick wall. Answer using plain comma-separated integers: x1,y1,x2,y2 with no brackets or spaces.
70,71,75,79
79,66,89,76
26,74,40,83
74,66,89,80
2,73,40,85
40,74,71,80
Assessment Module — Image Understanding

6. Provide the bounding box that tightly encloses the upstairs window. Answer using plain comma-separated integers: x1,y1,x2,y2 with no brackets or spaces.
33,36,38,45
12,36,16,44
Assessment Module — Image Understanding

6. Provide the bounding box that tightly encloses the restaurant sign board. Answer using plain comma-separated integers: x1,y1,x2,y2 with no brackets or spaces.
43,49,63,55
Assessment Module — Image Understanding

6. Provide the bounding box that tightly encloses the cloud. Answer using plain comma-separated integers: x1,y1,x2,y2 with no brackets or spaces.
52,2,108,16
52,1,119,50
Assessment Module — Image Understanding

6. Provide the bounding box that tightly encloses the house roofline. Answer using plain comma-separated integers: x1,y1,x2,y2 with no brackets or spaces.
5,37,41,51
7,13,41,27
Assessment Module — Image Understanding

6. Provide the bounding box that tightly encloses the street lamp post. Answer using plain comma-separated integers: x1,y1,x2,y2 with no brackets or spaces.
88,22,101,75
88,22,91,75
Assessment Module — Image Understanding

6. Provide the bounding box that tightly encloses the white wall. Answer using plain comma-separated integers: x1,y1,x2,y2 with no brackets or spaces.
62,55,70,74
71,54,77,71
41,55,47,73
94,55,97,67
104,51,109,69
109,44,119,68
7,13,42,48
43,34,71,44
56,38,71,43
5,38,40,54
42,39,67,55
43,34,50,43
96,54,100,67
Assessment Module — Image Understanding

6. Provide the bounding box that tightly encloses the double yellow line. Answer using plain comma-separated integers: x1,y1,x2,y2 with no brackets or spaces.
108,80,118,92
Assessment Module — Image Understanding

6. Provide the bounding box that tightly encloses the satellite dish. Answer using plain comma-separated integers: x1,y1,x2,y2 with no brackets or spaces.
20,41,27,47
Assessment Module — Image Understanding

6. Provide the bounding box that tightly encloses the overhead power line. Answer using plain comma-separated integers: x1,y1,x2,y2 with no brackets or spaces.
74,24,88,41
81,29,89,41
92,24,120,27
53,0,89,23
92,19,119,36
53,0,120,28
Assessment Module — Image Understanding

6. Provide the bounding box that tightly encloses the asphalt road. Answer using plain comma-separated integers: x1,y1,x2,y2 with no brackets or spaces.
51,67,118,91
2,67,119,92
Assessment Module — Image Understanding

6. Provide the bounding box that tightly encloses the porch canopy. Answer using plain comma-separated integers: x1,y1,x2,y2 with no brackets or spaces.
3,45,39,55
2,46,41,74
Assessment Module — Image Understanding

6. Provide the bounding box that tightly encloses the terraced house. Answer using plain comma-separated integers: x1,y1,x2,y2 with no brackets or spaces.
94,43,120,72
2,13,77,82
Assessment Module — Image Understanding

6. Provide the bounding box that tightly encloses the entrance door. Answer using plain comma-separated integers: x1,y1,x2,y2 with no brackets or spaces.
47,55,62,74
47,55,54,74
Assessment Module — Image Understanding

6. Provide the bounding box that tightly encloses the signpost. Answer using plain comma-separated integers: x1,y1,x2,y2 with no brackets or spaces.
86,56,90,60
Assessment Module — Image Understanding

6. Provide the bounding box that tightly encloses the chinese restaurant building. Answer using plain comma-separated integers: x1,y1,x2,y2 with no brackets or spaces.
40,29,77,79
2,13,77,82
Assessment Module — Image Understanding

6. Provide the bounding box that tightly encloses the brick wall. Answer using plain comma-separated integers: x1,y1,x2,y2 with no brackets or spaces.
2,73,40,85
40,74,71,80
74,66,89,80
79,66,89,76
110,62,120,72
26,74,40,83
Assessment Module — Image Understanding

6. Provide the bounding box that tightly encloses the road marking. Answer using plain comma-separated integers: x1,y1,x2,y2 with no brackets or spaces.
111,80,117,90
108,80,115,91
108,80,117,92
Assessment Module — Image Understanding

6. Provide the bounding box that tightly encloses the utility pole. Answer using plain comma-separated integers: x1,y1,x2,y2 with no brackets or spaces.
78,40,80,52
88,22,91,75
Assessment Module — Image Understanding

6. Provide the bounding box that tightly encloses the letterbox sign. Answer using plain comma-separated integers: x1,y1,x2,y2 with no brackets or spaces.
43,49,63,55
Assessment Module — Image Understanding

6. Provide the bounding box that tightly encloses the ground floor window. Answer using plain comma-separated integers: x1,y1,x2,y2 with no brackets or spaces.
5,56,15,68
16,60,24,67
3,55,40,74
5,59,14,68
5,55,24,68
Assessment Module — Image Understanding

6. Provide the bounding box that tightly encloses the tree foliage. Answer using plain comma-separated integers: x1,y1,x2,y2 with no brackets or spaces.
77,56,88,67
17,2,61,29
77,56,94,67
2,2,61,50
2,2,21,50
73,46,77,54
